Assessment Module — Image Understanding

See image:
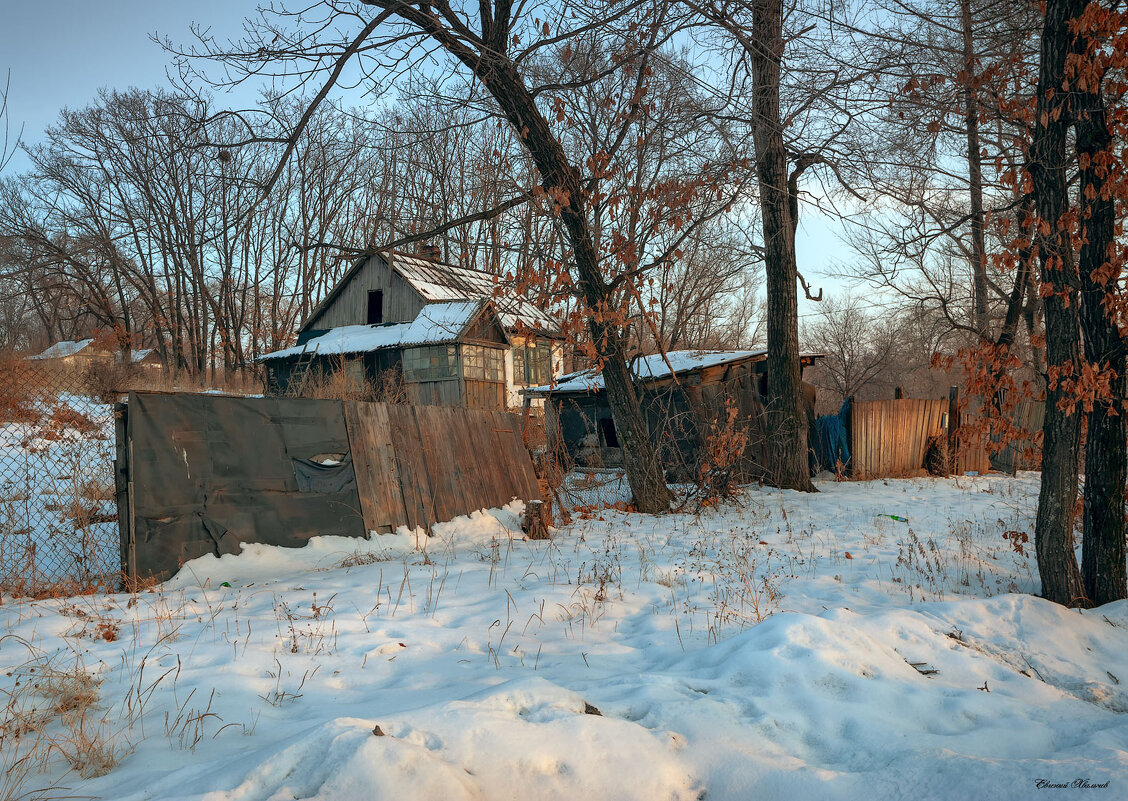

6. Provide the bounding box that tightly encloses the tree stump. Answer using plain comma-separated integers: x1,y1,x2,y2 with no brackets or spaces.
523,499,550,540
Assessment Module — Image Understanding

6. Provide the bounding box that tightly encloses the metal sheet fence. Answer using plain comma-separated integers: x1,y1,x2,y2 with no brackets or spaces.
0,355,119,595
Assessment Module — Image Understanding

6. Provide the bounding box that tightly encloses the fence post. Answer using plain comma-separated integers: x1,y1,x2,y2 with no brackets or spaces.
846,395,856,478
894,386,904,400
524,499,550,540
948,385,960,475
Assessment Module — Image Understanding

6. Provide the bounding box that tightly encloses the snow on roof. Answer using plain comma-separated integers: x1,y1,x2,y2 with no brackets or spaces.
399,300,487,346
129,348,155,363
258,300,487,362
390,254,559,335
29,339,94,360
524,349,824,394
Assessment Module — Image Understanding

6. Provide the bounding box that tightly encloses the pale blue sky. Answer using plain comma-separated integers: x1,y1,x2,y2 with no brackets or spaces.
0,0,853,313
1,0,242,170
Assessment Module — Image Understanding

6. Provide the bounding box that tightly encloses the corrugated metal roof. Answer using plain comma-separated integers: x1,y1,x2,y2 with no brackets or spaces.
390,254,559,335
522,349,825,395
298,251,560,336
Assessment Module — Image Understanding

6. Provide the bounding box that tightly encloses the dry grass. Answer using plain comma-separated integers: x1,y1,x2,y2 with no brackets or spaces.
1,638,127,792
282,360,407,404
336,549,394,568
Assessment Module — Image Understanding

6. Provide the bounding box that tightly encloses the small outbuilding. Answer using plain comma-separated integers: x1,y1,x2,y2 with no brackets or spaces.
523,349,823,479
30,340,164,373
29,339,110,370
126,348,163,371
259,299,512,410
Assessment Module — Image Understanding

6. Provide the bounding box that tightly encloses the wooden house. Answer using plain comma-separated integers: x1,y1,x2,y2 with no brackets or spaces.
29,339,112,371
29,340,164,374
523,349,824,479
126,348,164,371
297,249,565,408
260,299,514,410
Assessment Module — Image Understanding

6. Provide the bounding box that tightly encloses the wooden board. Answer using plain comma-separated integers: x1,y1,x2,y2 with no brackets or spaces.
851,398,948,478
384,404,437,532
344,402,406,534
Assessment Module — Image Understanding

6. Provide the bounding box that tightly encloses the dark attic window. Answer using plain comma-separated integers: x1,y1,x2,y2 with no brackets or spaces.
367,290,384,324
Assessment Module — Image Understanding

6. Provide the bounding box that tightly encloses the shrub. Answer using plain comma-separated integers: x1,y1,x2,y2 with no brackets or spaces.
924,434,951,476
81,359,138,404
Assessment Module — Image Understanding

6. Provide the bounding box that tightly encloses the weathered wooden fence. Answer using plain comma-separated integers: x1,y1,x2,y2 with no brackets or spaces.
988,400,1045,473
345,401,540,534
849,390,1043,478
849,398,948,478
118,392,541,581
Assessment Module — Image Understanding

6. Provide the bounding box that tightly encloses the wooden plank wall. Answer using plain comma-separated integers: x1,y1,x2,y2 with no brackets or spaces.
953,422,993,475
309,255,427,329
850,398,948,478
464,379,506,410
345,401,541,534
961,401,1045,475
991,401,1045,473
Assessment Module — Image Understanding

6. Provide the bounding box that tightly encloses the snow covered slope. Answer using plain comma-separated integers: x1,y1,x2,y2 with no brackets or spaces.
2,475,1126,799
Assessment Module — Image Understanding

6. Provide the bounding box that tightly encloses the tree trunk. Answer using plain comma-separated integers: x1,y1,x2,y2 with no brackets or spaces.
960,0,989,337
1030,0,1085,606
476,56,672,512
750,0,815,491
1076,79,1127,605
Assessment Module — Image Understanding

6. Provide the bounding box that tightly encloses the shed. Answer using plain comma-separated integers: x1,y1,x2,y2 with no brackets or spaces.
260,299,512,410
523,349,824,479
125,348,163,371
297,249,566,407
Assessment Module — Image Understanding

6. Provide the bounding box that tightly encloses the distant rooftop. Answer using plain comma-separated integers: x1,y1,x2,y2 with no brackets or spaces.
523,349,824,395
29,339,95,360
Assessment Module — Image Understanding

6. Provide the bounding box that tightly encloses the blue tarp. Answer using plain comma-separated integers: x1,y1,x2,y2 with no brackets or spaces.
812,399,851,474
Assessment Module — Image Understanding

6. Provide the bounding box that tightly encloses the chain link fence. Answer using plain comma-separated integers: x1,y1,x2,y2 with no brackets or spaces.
0,352,120,596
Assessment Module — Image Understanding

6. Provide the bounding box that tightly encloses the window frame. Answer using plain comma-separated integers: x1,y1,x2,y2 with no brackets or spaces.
515,339,553,385
402,344,458,382
461,343,505,382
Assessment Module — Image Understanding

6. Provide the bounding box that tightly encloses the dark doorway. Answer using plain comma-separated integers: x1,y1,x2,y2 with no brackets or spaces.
367,290,384,324
599,417,620,448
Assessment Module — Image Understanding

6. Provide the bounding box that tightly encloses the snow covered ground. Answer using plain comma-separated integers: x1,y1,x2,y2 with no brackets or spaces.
2,474,1127,799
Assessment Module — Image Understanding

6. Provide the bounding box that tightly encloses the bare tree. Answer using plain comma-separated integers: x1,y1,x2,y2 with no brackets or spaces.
803,294,900,404
168,1,764,511
1028,0,1085,606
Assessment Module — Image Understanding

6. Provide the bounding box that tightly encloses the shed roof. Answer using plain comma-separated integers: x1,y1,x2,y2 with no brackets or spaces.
125,348,159,364
29,339,95,360
523,349,824,396
300,251,560,336
260,300,495,362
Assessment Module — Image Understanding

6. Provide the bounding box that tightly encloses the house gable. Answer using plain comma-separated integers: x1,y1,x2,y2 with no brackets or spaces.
300,251,561,338
464,306,509,345
300,254,428,333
